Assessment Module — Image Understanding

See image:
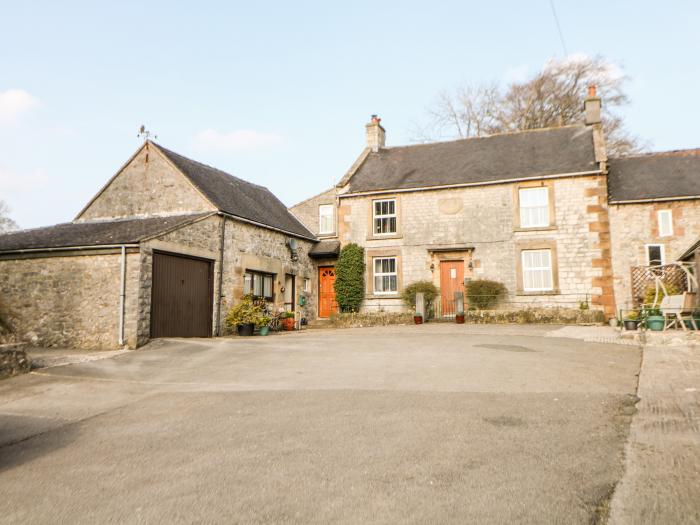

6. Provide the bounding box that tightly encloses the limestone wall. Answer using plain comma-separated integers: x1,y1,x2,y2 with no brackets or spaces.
76,144,215,221
0,251,140,349
609,199,700,310
289,188,337,238
336,175,611,314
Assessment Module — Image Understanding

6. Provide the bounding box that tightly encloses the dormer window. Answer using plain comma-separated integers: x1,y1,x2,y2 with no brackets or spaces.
373,199,397,235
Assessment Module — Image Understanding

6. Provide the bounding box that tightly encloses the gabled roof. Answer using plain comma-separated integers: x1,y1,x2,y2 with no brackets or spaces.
309,240,340,258
152,143,314,239
344,125,599,194
607,150,700,203
0,213,213,253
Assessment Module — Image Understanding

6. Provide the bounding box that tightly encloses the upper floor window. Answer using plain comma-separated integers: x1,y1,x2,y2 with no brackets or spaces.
373,199,397,235
519,187,549,228
318,204,334,235
521,249,553,292
657,210,673,237
243,270,274,300
373,257,398,294
646,244,665,267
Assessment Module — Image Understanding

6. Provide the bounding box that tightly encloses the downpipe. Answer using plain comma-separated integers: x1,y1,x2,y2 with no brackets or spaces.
118,245,126,346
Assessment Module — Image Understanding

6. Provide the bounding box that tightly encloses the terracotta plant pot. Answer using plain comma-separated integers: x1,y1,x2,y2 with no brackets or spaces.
414,315,423,325
282,317,295,331
455,314,465,324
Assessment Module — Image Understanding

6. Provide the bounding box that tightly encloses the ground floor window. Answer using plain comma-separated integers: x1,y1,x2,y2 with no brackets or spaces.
646,244,665,266
521,249,553,292
244,270,274,300
373,257,398,293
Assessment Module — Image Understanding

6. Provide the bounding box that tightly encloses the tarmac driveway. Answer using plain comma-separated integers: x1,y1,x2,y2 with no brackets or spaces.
0,324,641,524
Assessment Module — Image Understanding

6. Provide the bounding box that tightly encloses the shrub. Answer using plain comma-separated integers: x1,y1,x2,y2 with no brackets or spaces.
225,294,264,327
643,283,680,306
466,279,507,309
334,243,365,312
401,280,439,311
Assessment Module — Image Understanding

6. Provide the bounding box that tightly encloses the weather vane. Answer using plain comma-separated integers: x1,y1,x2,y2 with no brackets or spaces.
137,125,158,142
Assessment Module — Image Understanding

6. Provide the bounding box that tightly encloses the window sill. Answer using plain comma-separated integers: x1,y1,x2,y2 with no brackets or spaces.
317,233,338,239
513,225,557,232
366,234,403,241
366,293,400,300
515,289,561,296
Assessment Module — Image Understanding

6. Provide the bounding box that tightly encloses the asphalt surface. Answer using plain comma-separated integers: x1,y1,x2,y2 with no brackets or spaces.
0,324,641,524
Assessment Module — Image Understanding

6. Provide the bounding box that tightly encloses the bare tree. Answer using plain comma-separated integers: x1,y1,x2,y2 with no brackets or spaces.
0,200,19,233
414,56,643,156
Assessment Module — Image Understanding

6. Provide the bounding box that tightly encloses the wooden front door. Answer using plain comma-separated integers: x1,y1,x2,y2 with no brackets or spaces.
440,260,464,317
318,266,338,318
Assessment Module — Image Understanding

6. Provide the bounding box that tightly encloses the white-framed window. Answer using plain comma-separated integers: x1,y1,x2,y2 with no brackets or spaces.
373,257,398,294
243,270,274,300
519,187,549,228
373,199,397,235
318,204,334,235
657,210,673,237
646,244,665,267
303,278,311,293
521,249,553,292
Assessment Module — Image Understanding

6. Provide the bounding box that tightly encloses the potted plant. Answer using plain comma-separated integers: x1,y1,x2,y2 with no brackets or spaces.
414,312,423,325
455,311,465,324
257,315,271,336
623,311,639,331
282,311,296,331
225,294,261,336
644,308,665,332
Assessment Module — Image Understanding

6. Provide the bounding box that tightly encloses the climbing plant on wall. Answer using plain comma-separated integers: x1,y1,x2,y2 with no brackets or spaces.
334,243,365,312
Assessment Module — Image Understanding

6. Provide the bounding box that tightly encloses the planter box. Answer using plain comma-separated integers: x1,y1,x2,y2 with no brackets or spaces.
236,323,255,336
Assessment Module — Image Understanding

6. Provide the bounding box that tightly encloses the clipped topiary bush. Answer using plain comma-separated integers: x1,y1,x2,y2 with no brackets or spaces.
401,280,439,311
334,243,365,312
466,279,507,309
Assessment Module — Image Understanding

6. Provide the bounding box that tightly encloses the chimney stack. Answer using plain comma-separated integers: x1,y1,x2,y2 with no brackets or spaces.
365,114,385,152
583,85,602,125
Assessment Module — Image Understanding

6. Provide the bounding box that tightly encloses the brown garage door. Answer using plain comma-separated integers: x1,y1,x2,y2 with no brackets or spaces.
151,251,214,338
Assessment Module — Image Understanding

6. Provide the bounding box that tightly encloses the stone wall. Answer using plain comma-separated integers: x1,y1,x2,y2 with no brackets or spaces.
289,188,337,238
336,175,609,314
0,251,140,349
76,143,215,222
0,343,30,379
609,199,700,310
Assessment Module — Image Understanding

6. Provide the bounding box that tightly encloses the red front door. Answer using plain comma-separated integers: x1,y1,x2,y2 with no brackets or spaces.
440,260,464,316
318,267,338,318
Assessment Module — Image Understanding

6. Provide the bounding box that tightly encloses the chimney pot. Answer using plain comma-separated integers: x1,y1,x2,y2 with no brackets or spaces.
588,85,597,97
583,87,601,126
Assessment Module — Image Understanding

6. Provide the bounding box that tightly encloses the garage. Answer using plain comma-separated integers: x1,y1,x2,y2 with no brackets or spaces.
150,251,214,338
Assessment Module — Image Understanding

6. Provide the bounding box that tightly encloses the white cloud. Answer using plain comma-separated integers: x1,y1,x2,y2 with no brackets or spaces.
0,166,49,193
0,89,39,123
193,128,284,152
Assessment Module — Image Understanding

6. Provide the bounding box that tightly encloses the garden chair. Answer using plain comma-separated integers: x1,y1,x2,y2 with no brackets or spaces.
660,292,697,331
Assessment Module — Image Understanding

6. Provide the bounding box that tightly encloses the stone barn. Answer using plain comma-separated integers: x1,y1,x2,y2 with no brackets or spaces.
0,141,316,349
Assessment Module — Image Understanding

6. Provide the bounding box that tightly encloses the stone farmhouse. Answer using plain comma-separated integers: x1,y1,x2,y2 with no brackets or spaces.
291,90,700,320
0,142,317,348
1,88,698,349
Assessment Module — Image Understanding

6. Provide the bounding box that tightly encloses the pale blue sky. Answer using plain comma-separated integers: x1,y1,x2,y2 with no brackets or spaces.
1,1,698,229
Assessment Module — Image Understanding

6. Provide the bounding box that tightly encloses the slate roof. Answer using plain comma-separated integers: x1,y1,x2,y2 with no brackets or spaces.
607,151,700,203
0,213,212,253
154,143,315,239
345,125,599,193
309,240,340,258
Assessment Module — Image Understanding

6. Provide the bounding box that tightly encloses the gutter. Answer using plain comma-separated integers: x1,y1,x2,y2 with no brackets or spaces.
609,195,700,205
217,212,316,242
216,216,226,336
338,170,603,198
118,245,127,346
0,243,140,256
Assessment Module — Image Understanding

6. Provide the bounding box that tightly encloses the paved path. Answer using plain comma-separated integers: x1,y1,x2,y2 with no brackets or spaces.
0,325,641,524
609,342,700,524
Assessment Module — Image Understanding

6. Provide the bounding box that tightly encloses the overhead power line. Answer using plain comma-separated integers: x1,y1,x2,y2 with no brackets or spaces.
549,0,568,56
